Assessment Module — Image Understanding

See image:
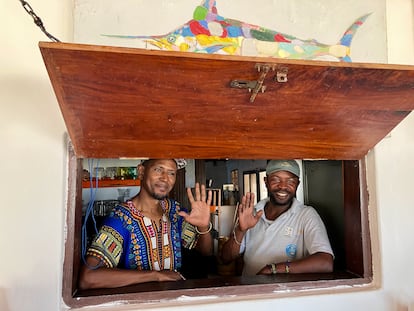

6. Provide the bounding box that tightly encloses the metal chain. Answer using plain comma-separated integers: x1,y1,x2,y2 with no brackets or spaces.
19,0,60,42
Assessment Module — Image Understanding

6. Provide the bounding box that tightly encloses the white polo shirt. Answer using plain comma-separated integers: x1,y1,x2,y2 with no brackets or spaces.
240,198,334,276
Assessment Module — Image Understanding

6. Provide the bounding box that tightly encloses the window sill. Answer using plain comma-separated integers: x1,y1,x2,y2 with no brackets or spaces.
68,271,370,308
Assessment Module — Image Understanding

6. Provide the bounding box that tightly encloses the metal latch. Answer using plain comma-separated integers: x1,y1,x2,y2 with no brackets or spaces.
230,64,289,103
230,80,259,91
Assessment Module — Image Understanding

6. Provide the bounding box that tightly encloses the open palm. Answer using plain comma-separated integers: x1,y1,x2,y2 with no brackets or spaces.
178,183,212,228
238,192,263,232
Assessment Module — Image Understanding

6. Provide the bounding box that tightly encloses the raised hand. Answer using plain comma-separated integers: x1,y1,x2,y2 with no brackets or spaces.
179,182,212,228
237,192,263,232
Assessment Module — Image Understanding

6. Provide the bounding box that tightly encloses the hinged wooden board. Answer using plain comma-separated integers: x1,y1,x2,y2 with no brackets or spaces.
39,42,414,159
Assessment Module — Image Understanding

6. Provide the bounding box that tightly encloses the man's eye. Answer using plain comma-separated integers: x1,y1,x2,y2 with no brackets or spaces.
168,172,176,177
270,177,297,186
154,167,163,173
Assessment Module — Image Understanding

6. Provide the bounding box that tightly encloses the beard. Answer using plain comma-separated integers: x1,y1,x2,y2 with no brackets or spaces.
150,191,169,200
143,181,171,201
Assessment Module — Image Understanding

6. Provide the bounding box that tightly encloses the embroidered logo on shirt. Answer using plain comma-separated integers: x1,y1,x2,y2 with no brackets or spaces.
284,226,294,237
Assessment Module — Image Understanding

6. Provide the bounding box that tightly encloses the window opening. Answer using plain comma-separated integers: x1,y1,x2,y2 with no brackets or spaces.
63,151,371,308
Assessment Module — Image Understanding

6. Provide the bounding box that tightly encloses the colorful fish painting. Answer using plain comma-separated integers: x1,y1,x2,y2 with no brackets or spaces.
105,0,370,62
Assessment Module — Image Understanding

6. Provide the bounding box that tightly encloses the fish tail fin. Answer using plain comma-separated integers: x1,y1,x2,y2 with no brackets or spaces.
339,13,371,47
336,13,371,62
340,55,352,62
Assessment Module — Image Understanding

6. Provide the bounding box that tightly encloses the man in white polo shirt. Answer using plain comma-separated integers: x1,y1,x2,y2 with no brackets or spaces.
221,160,334,276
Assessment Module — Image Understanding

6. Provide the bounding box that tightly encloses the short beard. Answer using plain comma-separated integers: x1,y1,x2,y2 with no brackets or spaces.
150,192,168,200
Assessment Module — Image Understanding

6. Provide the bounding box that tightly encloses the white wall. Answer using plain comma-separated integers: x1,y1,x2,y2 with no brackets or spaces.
0,1,71,311
1,1,413,311
374,1,414,307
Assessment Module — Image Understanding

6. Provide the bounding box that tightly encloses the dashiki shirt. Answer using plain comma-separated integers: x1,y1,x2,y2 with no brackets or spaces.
87,198,185,271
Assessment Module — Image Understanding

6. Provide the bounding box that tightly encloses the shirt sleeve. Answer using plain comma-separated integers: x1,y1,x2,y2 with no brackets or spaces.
303,207,334,257
86,217,126,268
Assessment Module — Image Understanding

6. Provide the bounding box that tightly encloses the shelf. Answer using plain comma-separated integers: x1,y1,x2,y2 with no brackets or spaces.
82,179,140,188
40,41,414,160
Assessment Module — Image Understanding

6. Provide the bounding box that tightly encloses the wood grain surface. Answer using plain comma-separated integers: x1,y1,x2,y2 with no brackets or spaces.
39,42,414,159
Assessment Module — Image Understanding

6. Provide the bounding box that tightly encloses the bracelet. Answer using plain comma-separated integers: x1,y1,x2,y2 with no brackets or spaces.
270,263,277,274
232,228,242,245
195,221,212,234
285,261,291,273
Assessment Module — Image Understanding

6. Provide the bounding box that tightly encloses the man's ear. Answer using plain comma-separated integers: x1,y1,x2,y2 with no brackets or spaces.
137,164,145,180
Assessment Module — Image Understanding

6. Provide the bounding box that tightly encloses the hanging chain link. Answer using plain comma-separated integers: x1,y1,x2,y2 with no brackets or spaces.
19,0,60,42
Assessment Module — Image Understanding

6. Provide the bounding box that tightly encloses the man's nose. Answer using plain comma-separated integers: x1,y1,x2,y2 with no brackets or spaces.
277,181,289,189
159,171,168,180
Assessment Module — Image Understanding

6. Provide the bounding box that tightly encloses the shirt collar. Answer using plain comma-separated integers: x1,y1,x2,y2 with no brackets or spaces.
256,197,302,217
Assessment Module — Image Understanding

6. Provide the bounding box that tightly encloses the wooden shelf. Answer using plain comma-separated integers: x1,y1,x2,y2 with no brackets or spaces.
82,179,140,188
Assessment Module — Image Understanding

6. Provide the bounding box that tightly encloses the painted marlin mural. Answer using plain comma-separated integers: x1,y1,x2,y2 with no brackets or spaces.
105,0,370,62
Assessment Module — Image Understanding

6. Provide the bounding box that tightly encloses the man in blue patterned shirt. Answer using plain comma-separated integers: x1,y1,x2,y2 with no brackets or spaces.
79,159,213,289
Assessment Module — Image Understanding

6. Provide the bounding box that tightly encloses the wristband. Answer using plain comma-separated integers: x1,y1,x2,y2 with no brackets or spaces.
232,228,242,245
195,221,212,234
270,263,277,274
285,261,291,273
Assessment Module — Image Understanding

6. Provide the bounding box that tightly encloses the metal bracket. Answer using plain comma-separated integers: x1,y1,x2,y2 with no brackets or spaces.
230,64,289,103
275,66,289,83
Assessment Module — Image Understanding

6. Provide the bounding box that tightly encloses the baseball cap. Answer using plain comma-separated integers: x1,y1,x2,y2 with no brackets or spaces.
266,160,300,178
140,159,187,170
